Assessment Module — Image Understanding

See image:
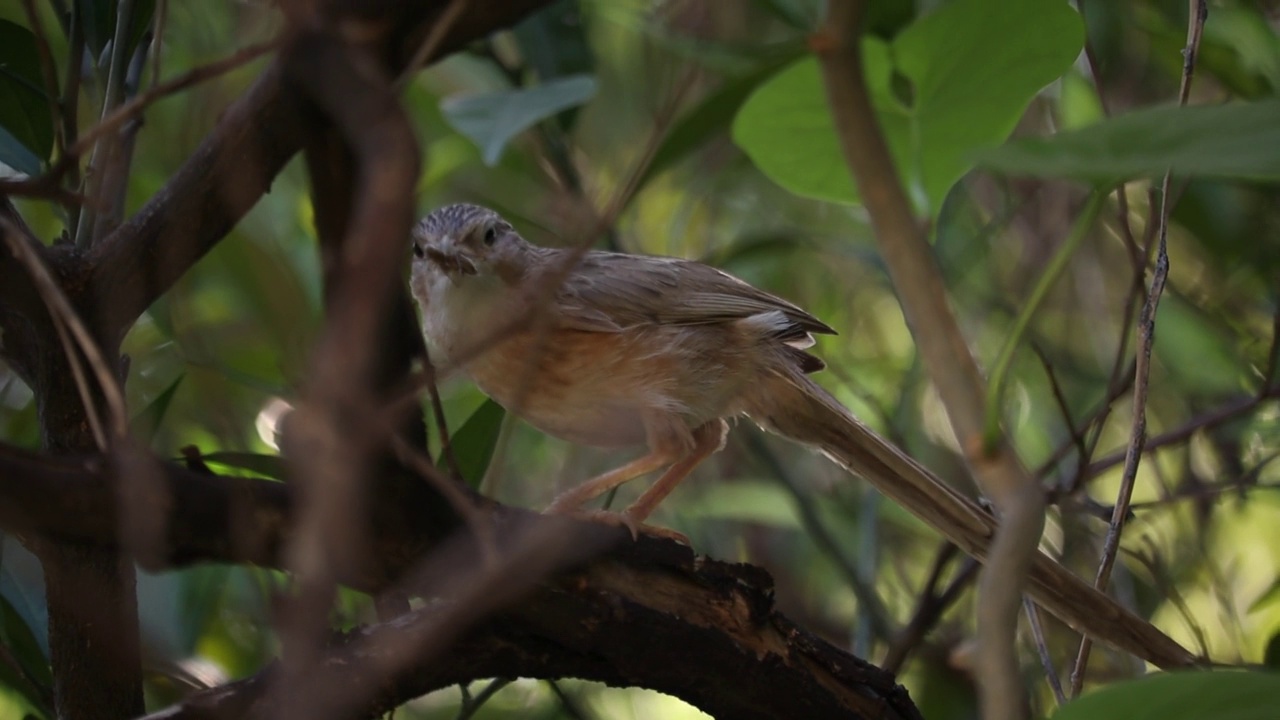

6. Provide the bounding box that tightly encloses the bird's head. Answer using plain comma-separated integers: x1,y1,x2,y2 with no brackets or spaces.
411,203,530,284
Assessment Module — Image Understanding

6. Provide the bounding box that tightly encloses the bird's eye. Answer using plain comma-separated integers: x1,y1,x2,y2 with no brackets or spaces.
483,226,498,246
412,243,424,259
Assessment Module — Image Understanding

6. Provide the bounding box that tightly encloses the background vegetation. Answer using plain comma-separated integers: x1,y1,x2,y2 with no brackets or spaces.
1,0,1278,718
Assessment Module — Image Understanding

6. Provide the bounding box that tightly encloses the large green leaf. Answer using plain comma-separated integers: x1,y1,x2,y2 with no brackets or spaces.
0,20,53,174
1053,671,1280,720
441,75,598,165
733,0,1082,214
977,100,1280,184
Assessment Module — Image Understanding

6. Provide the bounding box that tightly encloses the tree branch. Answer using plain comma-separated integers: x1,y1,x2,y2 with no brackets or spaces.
814,5,1045,719
80,0,558,346
0,439,920,719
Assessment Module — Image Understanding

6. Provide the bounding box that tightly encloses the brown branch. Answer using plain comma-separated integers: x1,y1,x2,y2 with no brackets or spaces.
0,439,921,720
141,542,923,720
272,23,423,715
814,5,1044,719
1069,0,1208,695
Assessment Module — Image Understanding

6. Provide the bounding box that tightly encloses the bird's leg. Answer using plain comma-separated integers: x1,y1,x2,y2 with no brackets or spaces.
544,451,674,514
555,420,728,545
623,419,728,525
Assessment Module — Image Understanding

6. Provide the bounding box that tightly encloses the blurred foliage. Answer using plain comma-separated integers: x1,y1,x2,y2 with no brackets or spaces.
0,0,1278,718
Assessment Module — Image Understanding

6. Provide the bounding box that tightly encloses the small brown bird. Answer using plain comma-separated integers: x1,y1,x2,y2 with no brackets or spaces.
408,203,987,541
406,203,1195,669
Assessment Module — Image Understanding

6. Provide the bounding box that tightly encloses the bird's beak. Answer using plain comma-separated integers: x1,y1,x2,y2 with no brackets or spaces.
424,235,478,276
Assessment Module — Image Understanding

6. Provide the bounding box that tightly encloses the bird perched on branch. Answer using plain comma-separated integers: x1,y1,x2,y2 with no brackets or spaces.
405,203,1195,669
406,202,1193,662
408,202,992,539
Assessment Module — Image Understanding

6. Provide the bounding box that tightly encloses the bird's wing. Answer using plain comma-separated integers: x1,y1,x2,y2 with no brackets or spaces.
552,251,835,338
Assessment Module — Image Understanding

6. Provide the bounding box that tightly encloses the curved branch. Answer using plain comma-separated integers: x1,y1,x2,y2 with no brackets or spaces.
80,0,558,345
142,545,922,720
0,439,919,719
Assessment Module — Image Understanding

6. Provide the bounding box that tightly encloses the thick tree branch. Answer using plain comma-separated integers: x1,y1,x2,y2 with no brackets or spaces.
142,542,922,720
0,439,919,719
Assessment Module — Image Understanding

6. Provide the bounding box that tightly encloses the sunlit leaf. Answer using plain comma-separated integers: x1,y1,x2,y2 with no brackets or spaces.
441,75,598,165
978,100,1280,184
0,20,53,173
1052,671,1280,720
197,451,285,480
444,398,505,488
733,0,1082,214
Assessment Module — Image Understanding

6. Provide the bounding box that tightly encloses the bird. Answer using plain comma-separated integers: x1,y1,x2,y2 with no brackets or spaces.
407,202,985,537
405,203,1195,668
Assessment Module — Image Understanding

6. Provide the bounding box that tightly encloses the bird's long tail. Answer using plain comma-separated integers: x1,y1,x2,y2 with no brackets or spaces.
742,367,1195,669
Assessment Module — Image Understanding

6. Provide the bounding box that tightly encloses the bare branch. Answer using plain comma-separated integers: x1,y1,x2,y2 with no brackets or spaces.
1069,0,1208,695
814,5,1045,718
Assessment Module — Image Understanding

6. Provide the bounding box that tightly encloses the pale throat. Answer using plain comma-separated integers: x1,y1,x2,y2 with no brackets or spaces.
420,268,522,364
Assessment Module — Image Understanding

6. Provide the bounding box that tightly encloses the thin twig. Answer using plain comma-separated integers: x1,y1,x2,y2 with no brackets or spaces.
396,0,469,89
1033,344,1090,481
883,543,957,673
1024,597,1067,707
1069,0,1207,696
454,678,511,720
424,359,465,480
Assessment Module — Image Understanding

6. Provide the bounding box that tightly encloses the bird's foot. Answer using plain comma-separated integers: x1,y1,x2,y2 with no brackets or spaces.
548,507,691,546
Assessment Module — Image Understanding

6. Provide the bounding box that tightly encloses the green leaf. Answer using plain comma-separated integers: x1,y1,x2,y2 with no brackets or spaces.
0,585,50,715
512,0,594,83
1052,670,1280,720
444,399,505,488
441,75,597,165
640,43,805,189
0,126,41,177
733,0,1082,214
0,20,53,172
197,452,285,480
978,100,1280,184
130,375,184,444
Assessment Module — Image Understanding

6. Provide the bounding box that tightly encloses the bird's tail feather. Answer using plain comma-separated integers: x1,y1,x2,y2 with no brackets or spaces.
742,368,1196,669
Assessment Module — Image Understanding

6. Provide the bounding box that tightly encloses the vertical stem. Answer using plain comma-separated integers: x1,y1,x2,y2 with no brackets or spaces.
1069,0,1207,696
814,3,1045,718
